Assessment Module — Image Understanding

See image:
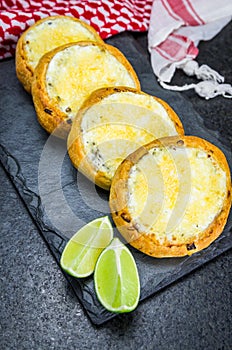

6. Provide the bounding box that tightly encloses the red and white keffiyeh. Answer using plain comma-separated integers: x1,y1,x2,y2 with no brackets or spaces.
0,0,152,59
1,0,231,98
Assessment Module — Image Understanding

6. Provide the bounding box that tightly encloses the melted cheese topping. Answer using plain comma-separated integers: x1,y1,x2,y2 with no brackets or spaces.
127,147,227,244
45,46,137,120
82,92,178,178
24,17,99,69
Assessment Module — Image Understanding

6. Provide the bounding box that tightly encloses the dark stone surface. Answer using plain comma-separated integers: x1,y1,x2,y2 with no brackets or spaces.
1,22,232,349
1,165,231,349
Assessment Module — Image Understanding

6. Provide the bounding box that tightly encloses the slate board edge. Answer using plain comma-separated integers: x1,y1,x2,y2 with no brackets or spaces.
1,120,232,326
1,32,231,325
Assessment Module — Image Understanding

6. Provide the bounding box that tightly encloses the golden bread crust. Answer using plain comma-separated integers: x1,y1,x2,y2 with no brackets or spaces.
16,37,34,93
31,46,72,139
67,87,184,190
31,42,140,139
15,15,104,93
109,135,231,257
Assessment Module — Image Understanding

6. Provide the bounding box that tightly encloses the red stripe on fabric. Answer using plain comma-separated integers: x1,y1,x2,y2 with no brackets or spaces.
160,38,187,61
167,0,204,25
0,0,155,60
169,33,199,56
153,34,198,62
185,0,205,25
154,46,177,62
160,0,181,21
154,43,198,62
171,33,193,48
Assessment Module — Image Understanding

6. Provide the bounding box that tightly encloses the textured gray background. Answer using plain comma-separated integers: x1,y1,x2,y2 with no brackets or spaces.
1,22,231,349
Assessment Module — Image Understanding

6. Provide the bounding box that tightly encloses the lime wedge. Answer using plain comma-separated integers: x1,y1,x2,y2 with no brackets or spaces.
60,216,113,278
94,237,140,313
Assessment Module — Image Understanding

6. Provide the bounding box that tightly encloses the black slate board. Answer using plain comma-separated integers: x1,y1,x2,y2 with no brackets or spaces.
0,33,231,325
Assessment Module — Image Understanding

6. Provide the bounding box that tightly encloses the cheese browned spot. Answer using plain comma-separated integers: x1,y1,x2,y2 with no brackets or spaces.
68,88,183,189
45,46,139,121
32,43,140,138
16,16,104,93
82,92,180,178
127,147,227,245
23,17,102,71
109,136,231,257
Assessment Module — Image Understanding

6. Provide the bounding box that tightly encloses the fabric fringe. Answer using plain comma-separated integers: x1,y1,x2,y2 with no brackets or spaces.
159,60,232,100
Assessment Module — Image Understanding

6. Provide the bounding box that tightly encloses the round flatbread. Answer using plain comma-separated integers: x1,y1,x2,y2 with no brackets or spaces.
31,42,140,138
68,87,184,189
16,15,104,93
110,135,231,257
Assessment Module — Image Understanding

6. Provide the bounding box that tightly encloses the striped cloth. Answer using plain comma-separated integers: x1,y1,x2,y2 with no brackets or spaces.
148,0,232,83
1,0,231,97
0,0,153,59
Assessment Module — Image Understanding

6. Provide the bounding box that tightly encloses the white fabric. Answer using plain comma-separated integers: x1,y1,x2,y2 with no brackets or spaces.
148,0,232,98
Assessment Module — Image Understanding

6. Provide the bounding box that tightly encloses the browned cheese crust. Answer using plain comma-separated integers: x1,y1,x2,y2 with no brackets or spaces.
109,135,232,257
67,87,184,190
31,42,140,139
15,15,104,93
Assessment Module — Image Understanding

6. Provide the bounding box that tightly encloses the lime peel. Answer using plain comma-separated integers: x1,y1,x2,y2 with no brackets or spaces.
94,237,140,313
60,216,113,278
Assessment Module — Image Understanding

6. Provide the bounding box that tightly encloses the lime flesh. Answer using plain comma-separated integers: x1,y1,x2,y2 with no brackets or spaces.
94,237,140,313
60,216,113,278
